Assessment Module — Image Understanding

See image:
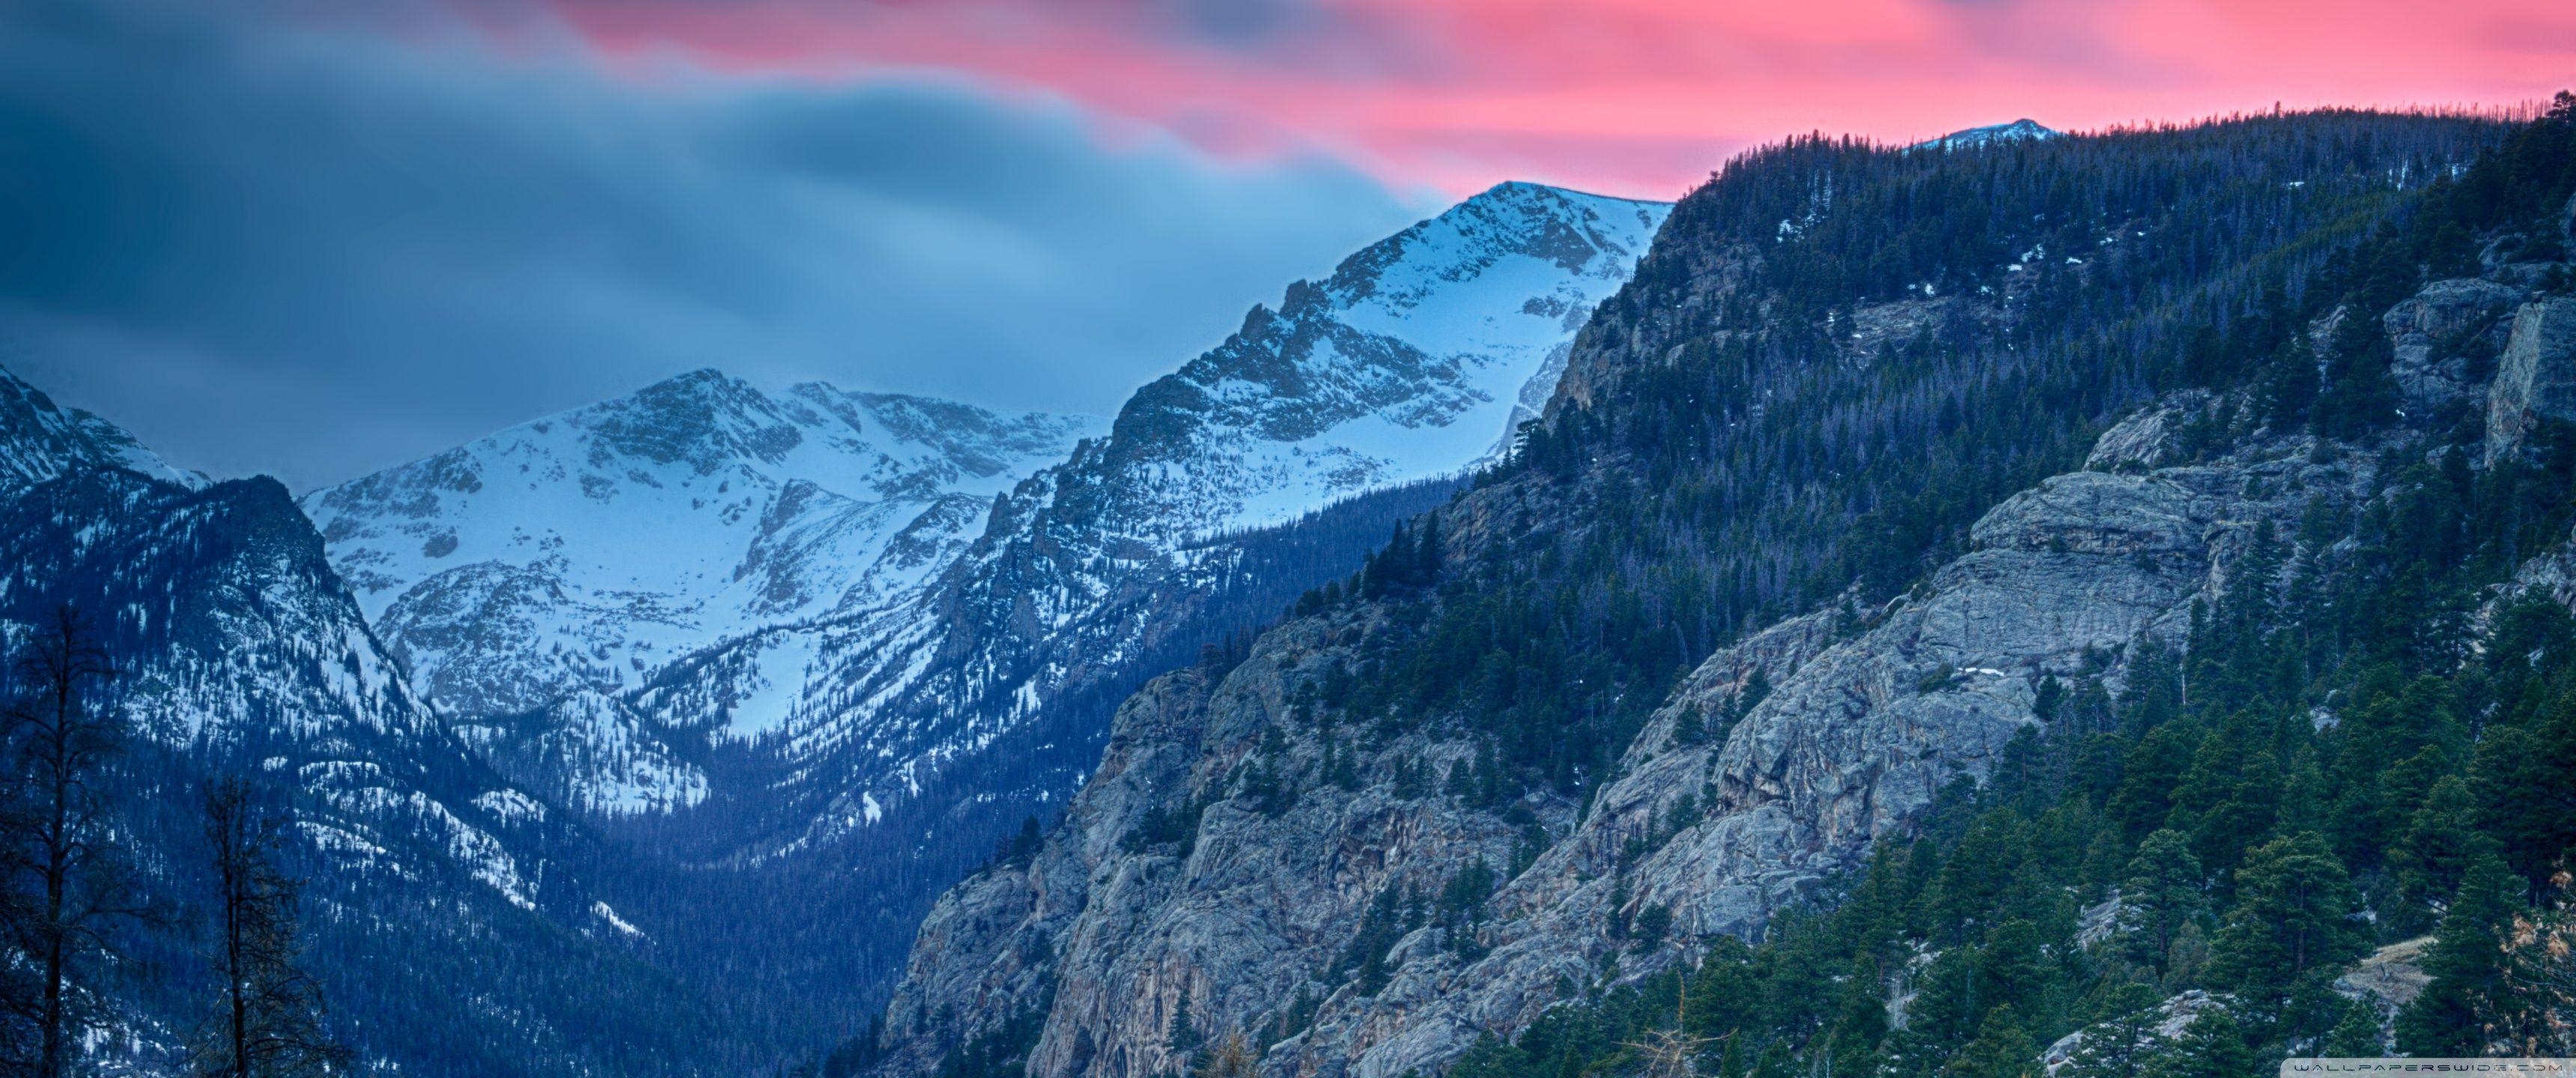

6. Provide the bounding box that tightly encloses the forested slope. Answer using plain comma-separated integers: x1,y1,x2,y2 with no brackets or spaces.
850,99,2576,1078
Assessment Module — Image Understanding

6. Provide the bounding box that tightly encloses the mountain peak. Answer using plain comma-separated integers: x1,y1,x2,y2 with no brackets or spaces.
303,362,1099,714
1468,179,1664,207
0,365,201,491
1913,118,2059,150
1314,180,1671,317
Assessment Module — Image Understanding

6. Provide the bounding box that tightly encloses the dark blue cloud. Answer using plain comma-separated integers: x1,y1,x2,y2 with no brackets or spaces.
0,0,1424,489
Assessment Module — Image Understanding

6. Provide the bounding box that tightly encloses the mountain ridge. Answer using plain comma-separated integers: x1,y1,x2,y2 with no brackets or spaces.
855,106,2557,1078
0,365,780,1075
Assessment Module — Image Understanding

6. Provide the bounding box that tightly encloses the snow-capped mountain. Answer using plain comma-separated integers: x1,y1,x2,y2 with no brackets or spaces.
0,368,201,488
316,180,1667,841
0,365,735,1077
297,180,1668,1023
0,466,562,913
656,181,1672,853
301,371,1099,814
1915,118,2059,150
1074,180,1673,538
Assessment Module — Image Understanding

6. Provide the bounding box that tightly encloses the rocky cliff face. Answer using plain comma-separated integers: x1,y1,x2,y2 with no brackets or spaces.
2486,296,2576,461
866,116,2551,1078
869,407,2378,1078
2385,278,2521,412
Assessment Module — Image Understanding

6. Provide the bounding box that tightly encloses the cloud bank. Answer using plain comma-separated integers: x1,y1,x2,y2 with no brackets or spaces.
0,0,1426,488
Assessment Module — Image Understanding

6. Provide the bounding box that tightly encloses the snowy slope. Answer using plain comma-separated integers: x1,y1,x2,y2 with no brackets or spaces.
302,371,1100,813
309,180,1663,868
1090,180,1669,538
0,367,201,489
649,181,1673,858
1914,118,2060,150
0,368,571,925
0,365,708,1074
0,469,557,910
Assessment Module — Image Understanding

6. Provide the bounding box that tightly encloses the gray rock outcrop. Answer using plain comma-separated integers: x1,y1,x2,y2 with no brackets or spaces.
868,419,2376,1078
2383,278,2520,410
2486,297,2576,462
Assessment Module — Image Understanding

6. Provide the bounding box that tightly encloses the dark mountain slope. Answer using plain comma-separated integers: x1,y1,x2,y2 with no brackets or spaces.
0,373,777,1076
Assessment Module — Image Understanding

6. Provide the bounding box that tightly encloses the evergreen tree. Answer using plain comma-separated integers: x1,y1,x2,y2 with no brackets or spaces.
2115,830,2208,972
2396,851,2521,1055
2476,697,2576,880
2059,981,2166,1078
2320,999,2387,1057
2492,871,2576,1056
1937,1005,2036,1078
1415,515,1445,585
2389,776,2493,934
2142,1006,2256,1078
1165,983,1201,1073
1821,955,1890,1077
2208,832,2366,1002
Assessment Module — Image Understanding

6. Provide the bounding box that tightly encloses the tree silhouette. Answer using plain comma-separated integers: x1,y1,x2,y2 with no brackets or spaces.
0,606,151,1078
192,777,350,1077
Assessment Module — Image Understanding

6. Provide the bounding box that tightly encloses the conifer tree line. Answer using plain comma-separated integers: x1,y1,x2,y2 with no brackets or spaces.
1275,105,2548,823
0,605,348,1077
833,99,2576,1078
1389,97,2576,1078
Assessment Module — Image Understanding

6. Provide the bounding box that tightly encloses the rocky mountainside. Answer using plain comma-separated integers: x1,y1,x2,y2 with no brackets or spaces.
743,181,1671,853
290,180,1671,1047
0,367,757,1077
873,413,2369,1078
860,110,2566,1078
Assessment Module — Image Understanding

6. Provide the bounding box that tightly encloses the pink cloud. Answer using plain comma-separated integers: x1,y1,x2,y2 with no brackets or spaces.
526,0,2576,198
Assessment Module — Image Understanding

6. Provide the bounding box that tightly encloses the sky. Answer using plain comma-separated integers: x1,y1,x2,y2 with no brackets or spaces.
2,0,2571,490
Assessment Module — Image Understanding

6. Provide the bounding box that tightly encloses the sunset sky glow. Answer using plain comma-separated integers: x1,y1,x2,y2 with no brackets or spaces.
529,0,2576,196
2,0,2572,487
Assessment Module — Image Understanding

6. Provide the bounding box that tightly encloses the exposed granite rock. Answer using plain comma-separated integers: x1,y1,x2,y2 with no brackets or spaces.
2485,297,2576,463
2039,990,2220,1077
2335,936,2434,1013
875,666,1220,1078
1306,443,2371,1078
2083,392,2214,472
2382,278,2521,411
875,597,1567,1078
868,418,2377,1078
2507,529,2576,615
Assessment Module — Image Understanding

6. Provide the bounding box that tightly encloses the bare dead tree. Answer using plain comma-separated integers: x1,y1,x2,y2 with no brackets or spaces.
192,778,350,1078
0,606,151,1078
1623,973,1716,1078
